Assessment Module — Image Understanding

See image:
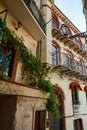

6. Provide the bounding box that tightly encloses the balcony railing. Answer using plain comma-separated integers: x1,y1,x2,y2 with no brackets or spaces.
72,100,80,114
52,52,73,69
73,104,80,114
73,38,81,48
52,52,87,80
23,0,46,34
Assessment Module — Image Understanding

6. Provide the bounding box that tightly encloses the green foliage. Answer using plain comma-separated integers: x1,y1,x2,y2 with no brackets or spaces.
0,70,10,80
1,27,61,118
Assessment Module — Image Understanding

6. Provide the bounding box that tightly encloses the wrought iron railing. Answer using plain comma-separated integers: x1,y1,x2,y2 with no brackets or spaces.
60,52,73,69
73,104,80,114
73,38,81,48
72,100,80,114
23,0,46,34
73,59,83,73
52,51,87,77
83,65,87,75
52,52,73,69
82,44,87,52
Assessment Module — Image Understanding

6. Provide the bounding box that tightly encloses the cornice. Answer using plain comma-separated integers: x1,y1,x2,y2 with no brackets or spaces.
51,4,81,34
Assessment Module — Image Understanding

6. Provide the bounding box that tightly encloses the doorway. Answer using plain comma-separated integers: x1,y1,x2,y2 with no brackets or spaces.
74,119,84,130
0,95,17,130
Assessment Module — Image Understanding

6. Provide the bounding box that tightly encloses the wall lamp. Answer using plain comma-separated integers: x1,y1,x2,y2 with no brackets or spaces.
15,21,22,30
60,24,87,39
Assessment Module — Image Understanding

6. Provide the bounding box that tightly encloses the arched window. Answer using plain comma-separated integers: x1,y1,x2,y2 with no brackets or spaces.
69,82,82,105
52,44,60,65
74,119,84,130
72,86,79,104
49,84,65,130
49,97,63,130
63,48,74,69
52,40,61,65
52,44,58,65
0,42,15,77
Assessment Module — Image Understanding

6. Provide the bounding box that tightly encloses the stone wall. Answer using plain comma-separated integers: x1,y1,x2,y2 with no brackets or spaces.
14,96,47,130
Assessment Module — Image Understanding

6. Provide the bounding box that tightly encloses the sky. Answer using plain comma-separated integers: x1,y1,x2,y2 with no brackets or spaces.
55,0,86,32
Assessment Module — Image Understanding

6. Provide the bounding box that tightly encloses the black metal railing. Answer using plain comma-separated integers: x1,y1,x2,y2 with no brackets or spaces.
73,38,81,48
52,52,73,69
23,0,46,34
52,51,87,77
73,101,80,114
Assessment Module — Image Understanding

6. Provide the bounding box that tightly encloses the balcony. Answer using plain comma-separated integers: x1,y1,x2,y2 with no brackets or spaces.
52,52,87,81
2,0,46,40
52,26,87,57
72,100,80,115
73,104,80,115
52,28,63,39
52,52,73,74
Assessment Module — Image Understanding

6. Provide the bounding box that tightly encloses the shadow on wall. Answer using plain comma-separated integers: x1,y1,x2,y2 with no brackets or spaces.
0,95,17,130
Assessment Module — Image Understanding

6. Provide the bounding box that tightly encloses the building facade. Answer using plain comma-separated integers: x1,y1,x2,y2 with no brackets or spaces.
82,0,87,29
0,0,49,130
0,0,87,130
48,1,87,130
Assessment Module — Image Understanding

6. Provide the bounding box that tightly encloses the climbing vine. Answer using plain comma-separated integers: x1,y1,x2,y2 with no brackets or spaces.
0,27,61,118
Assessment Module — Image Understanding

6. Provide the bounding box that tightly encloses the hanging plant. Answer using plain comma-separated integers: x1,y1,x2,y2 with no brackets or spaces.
1,27,61,118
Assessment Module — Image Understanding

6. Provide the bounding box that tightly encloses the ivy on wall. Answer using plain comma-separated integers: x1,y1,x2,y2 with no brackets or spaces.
0,27,61,118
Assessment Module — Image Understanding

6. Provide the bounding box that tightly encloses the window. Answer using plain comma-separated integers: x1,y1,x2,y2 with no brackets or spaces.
85,92,87,102
52,44,58,65
0,42,15,77
50,113,62,130
78,61,83,74
49,94,64,130
34,110,46,130
61,53,68,66
72,86,79,104
73,59,79,71
67,53,72,68
74,119,83,130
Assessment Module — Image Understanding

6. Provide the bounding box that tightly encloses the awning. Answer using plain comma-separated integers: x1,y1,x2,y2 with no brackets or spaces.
84,86,87,92
69,81,82,91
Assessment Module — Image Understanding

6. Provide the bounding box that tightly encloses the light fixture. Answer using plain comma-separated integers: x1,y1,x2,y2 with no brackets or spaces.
15,21,22,30
60,23,87,39
60,24,69,37
0,9,8,37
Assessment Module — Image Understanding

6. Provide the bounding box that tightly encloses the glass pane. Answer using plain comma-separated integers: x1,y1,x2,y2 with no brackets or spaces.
4,45,13,75
67,54,72,68
52,45,58,65
86,92,87,102
0,48,4,68
72,87,79,104
0,44,14,76
61,53,68,66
